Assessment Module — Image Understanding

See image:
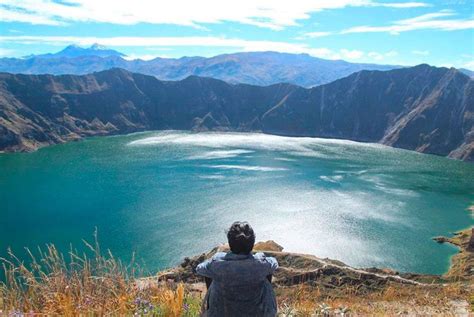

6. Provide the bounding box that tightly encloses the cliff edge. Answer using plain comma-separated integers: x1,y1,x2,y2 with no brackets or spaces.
138,228,473,315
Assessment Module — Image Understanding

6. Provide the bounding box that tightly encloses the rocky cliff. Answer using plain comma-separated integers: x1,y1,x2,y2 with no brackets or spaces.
147,231,473,315
0,65,472,160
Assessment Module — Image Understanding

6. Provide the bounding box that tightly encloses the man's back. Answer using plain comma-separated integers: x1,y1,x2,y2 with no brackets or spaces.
196,251,278,317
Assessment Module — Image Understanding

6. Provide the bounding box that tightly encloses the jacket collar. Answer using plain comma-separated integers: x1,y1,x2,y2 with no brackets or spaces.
224,252,253,261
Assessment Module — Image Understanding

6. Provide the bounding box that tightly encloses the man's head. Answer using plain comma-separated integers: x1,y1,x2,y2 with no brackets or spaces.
227,221,255,254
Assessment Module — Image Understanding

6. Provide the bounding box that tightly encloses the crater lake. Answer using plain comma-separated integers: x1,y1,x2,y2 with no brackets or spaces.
1,131,473,274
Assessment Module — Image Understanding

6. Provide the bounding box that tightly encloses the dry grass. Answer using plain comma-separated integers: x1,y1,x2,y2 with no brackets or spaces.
0,231,201,316
1,231,472,316
275,280,472,316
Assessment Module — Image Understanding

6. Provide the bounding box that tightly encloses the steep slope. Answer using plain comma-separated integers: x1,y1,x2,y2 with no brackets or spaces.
0,65,472,160
262,65,474,160
460,68,474,78
0,69,298,152
0,50,398,87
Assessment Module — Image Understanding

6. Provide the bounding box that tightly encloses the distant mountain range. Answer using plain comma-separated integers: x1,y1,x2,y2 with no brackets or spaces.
23,44,126,59
0,65,472,160
460,68,474,77
0,45,404,87
3,45,472,87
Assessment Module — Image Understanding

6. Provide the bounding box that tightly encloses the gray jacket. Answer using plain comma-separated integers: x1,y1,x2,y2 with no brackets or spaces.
196,251,279,317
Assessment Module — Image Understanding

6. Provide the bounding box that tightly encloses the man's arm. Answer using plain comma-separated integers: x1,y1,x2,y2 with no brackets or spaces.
254,253,279,280
265,256,279,274
195,252,227,279
265,256,278,283
195,258,214,278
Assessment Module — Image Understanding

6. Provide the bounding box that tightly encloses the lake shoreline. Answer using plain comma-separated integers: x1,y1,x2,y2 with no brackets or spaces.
160,227,474,284
146,231,473,314
3,128,474,163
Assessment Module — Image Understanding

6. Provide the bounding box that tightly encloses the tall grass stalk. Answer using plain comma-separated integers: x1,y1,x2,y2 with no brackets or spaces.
0,230,199,315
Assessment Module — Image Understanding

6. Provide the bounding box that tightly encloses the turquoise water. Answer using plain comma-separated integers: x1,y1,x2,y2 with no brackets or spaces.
0,131,473,274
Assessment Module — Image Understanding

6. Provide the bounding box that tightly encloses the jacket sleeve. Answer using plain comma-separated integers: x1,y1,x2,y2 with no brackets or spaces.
265,256,279,274
195,258,215,278
254,252,279,275
196,252,227,278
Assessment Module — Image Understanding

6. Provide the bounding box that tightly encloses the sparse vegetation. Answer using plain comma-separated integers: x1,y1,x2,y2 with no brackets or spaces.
0,231,201,316
274,281,472,316
1,230,472,316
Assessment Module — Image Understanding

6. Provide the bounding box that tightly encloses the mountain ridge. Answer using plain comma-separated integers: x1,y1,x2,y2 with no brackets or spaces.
0,49,402,87
3,46,473,87
0,65,472,161
23,44,126,59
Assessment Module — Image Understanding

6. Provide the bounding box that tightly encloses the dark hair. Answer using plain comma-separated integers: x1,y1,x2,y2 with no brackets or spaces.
227,221,255,254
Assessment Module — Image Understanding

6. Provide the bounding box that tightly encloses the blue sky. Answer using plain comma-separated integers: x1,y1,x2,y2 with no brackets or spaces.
0,0,473,69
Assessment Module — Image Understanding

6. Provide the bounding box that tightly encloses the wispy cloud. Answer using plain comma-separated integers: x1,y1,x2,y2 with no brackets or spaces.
297,31,332,39
463,61,474,70
0,35,324,53
123,54,167,61
459,54,474,70
1,0,428,29
342,10,474,34
368,50,398,61
0,48,16,57
0,35,383,61
340,49,364,59
0,6,64,25
367,1,429,7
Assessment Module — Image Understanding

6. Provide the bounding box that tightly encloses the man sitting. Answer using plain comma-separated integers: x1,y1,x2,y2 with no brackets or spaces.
195,221,279,317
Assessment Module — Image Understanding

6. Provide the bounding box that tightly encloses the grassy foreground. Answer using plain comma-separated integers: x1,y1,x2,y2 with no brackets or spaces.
0,232,201,316
1,229,473,316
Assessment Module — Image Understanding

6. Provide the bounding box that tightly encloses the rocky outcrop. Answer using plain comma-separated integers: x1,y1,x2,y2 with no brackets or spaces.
0,65,473,160
431,228,474,279
468,228,474,252
156,230,473,295
156,241,430,294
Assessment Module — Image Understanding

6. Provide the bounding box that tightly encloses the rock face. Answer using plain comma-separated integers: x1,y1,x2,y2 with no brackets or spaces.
0,65,473,160
431,228,474,279
157,241,428,293
468,228,474,252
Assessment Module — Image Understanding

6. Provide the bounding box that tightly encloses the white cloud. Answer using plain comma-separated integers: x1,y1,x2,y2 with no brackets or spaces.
367,50,398,61
385,51,398,57
123,54,165,61
0,48,16,57
0,0,428,29
368,1,429,7
342,10,474,34
368,52,384,60
463,60,474,70
0,7,63,25
412,50,430,55
0,35,324,54
297,31,332,39
340,49,364,59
